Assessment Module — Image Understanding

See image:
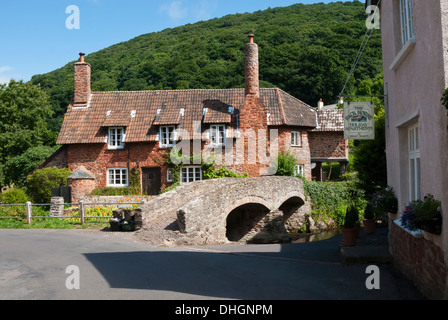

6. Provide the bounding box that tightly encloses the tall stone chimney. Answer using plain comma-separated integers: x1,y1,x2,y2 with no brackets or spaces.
245,34,259,98
74,52,91,106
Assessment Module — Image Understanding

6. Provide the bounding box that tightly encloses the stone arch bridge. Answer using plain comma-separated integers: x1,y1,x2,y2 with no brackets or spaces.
136,176,311,246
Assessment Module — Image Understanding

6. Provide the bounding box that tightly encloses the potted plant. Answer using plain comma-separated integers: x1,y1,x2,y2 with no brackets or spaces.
342,206,359,246
363,202,376,235
401,194,442,235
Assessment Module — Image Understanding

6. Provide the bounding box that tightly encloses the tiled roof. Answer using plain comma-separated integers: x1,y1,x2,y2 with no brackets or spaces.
57,88,317,145
312,109,344,132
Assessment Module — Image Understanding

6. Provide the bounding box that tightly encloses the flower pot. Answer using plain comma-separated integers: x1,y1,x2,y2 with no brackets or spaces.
342,228,357,247
363,219,375,235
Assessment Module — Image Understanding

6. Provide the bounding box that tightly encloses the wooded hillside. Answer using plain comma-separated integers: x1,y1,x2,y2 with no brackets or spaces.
30,1,382,132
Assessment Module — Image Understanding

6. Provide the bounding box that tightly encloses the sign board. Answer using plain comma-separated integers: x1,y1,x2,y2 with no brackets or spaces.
344,102,375,140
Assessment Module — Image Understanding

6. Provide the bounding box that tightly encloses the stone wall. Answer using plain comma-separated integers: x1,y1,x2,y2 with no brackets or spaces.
390,220,447,299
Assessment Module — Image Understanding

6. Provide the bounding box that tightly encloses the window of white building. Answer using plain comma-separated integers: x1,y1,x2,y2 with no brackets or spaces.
400,0,414,46
408,123,420,201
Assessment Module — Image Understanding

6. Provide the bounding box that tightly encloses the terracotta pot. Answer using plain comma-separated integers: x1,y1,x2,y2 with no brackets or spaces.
363,219,375,235
342,228,357,247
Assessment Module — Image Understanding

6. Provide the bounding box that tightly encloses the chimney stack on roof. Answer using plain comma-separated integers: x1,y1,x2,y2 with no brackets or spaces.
74,52,91,106
245,34,259,98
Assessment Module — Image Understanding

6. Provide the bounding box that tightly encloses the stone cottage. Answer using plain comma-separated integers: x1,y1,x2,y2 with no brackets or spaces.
40,35,348,202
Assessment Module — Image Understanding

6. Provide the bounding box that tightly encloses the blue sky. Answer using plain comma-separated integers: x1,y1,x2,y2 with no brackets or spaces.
0,0,347,83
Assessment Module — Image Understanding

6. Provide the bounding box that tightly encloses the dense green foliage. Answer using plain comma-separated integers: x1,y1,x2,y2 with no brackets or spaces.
0,188,30,205
303,179,366,227
26,167,72,204
274,151,298,177
30,1,382,133
0,80,57,187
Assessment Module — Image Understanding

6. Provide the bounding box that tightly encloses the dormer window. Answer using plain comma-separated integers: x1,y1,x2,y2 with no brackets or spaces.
108,127,125,150
160,126,176,148
210,124,226,146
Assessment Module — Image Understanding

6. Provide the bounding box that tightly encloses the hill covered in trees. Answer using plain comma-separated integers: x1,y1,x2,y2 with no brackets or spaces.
31,1,382,132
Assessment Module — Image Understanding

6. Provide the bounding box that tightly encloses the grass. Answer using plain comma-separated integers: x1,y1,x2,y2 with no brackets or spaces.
0,205,118,230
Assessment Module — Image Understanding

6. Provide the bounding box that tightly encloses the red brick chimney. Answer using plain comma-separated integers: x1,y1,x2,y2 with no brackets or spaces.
74,52,91,106
245,34,260,98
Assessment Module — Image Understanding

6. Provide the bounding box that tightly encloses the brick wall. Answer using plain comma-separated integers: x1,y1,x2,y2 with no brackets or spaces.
308,131,348,159
390,221,447,299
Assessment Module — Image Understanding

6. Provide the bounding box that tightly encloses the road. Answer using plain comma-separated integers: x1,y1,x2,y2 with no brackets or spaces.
0,229,424,301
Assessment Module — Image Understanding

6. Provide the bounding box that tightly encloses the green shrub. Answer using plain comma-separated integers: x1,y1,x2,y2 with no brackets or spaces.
26,167,72,203
274,151,298,177
0,188,30,204
0,188,30,217
344,206,359,229
303,180,366,227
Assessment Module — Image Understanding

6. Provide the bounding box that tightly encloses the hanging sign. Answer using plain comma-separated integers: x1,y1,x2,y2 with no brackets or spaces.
344,102,375,140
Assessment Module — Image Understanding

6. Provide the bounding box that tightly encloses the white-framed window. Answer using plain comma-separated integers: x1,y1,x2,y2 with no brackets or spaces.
210,124,226,146
180,166,202,183
107,168,128,187
160,126,176,148
408,123,420,201
108,127,125,150
291,131,302,147
400,0,414,46
295,164,304,177
167,168,174,183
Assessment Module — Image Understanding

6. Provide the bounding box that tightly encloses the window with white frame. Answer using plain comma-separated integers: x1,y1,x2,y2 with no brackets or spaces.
160,126,176,148
408,123,421,201
167,168,174,183
295,164,304,177
210,124,226,146
107,168,128,187
108,127,125,149
180,166,202,183
400,0,414,46
291,131,302,147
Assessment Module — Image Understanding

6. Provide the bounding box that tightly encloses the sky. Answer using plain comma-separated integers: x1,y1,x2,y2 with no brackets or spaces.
0,0,347,84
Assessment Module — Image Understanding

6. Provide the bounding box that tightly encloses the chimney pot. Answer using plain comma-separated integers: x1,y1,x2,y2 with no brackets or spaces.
248,34,255,44
79,52,85,63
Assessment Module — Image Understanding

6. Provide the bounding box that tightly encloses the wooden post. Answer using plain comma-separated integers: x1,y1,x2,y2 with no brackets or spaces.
26,202,32,225
80,200,85,225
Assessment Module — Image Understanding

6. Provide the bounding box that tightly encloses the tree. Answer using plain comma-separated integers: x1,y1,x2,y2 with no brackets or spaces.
0,80,56,187
26,167,72,204
349,74,387,196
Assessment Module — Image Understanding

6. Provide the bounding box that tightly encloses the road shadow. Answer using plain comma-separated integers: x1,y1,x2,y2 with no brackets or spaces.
83,234,425,300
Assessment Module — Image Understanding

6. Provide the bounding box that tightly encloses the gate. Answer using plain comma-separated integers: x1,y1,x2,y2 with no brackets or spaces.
51,186,72,204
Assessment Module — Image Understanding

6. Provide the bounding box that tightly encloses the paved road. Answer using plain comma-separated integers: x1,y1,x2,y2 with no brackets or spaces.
0,229,424,300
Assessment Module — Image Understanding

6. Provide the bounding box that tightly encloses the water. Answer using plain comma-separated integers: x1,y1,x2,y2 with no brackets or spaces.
290,229,341,244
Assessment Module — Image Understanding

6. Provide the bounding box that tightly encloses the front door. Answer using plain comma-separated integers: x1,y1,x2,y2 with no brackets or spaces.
142,168,161,195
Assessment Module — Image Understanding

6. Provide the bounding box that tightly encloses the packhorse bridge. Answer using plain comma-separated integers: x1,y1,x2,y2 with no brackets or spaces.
135,176,311,246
